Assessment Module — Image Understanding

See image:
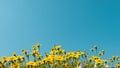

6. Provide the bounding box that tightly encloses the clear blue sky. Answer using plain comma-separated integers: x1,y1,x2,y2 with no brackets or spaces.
0,0,120,59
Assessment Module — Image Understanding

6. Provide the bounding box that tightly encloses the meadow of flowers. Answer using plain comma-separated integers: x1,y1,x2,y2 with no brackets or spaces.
0,43,120,68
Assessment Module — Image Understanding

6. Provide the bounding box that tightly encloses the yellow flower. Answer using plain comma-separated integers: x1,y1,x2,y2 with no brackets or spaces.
60,49,66,54
95,59,102,64
7,56,17,62
77,61,81,66
54,45,61,50
77,51,82,56
103,60,108,64
43,56,53,63
116,63,120,68
66,52,80,59
0,61,3,68
92,56,99,60
90,48,94,52
13,52,16,55
10,63,20,68
36,55,41,60
36,60,41,65
17,55,24,62
2,56,7,62
0,44,119,68
67,52,75,56
88,57,93,62
54,56,65,61
74,54,80,59
36,43,41,47
32,45,37,50
26,61,34,68
112,56,116,60
22,50,28,54
31,50,39,56
50,50,56,55
63,64,69,68
17,55,24,59
32,62,38,67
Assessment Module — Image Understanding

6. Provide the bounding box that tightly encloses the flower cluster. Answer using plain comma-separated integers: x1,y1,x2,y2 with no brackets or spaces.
0,43,119,68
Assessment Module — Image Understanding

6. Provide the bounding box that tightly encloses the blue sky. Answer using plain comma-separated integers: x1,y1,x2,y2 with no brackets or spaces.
0,0,120,59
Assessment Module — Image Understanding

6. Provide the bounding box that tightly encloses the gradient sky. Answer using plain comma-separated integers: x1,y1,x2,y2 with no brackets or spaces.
0,0,120,59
